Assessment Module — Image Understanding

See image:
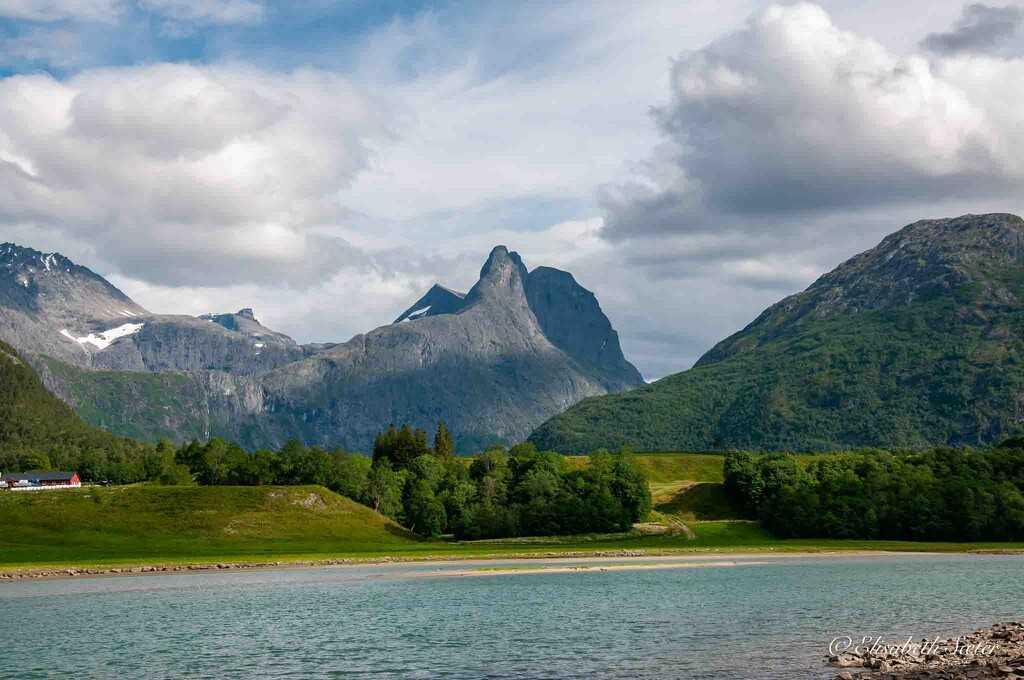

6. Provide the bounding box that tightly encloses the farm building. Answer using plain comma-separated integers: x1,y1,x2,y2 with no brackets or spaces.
0,471,81,491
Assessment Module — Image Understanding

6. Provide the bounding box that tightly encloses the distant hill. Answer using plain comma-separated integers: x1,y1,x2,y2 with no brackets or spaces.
530,213,1024,453
0,243,643,451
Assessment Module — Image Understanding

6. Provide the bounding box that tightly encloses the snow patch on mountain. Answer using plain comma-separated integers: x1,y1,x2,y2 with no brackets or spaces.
61,323,145,350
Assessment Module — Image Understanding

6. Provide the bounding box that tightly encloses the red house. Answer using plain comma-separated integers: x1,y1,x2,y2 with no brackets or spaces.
0,471,81,491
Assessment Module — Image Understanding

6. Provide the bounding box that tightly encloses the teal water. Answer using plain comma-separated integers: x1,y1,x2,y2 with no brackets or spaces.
1,554,1022,679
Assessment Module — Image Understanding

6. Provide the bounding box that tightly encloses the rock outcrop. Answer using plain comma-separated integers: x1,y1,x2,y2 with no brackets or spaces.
827,620,1024,679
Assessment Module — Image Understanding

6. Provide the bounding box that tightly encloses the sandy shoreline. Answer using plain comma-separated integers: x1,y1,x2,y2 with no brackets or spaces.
2,549,1011,583
415,559,778,578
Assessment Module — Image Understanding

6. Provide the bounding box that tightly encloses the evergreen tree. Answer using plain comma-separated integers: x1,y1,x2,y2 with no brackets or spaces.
433,421,455,458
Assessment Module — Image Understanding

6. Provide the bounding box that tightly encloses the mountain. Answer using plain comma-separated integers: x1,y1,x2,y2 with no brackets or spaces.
0,243,314,378
256,246,643,449
530,213,1024,453
0,243,642,451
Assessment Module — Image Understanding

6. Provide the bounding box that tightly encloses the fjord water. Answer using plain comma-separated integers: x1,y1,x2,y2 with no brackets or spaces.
2,555,1022,679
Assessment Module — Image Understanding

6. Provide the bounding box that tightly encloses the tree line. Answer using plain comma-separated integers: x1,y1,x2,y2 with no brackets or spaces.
723,443,1024,541
171,422,651,539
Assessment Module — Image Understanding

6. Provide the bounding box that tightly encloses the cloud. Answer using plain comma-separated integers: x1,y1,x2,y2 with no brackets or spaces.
0,27,83,68
921,3,1023,56
0,63,388,286
0,0,122,22
0,0,266,25
139,0,265,25
602,3,1024,243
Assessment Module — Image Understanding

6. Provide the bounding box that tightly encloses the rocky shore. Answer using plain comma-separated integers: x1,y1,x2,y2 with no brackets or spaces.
828,621,1024,679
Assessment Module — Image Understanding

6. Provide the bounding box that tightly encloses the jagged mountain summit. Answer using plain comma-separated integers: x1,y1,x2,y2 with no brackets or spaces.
530,213,1024,453
0,242,149,366
0,243,643,451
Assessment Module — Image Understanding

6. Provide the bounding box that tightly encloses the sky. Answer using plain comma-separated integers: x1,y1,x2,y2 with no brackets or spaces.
1,0,1022,379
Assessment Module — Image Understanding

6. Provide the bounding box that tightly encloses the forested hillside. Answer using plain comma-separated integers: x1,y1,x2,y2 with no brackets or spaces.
530,214,1024,453
0,340,159,478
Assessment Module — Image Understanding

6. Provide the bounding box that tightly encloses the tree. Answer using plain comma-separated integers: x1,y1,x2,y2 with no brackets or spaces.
373,425,430,471
361,461,404,518
433,422,455,458
723,450,763,515
329,451,371,500
158,463,194,486
610,454,652,526
404,478,447,537
195,439,230,485
295,446,332,485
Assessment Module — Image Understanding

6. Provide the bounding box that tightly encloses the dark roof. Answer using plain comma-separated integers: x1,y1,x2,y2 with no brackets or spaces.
1,471,78,482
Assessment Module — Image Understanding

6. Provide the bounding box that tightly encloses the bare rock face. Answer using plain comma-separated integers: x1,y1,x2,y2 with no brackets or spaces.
525,266,643,391
0,243,643,451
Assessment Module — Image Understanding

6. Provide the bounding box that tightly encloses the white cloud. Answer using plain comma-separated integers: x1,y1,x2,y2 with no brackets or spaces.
0,0,122,22
139,0,265,26
0,28,83,68
603,3,1024,242
0,63,384,285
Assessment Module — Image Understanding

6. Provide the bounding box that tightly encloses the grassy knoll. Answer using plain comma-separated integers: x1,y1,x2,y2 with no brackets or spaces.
0,485,424,567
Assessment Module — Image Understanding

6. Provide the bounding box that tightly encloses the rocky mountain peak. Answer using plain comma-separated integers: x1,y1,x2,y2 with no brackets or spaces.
465,245,531,306
1,240,644,451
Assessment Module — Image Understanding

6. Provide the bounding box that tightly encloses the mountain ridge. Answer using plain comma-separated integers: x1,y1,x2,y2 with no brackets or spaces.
0,242,643,451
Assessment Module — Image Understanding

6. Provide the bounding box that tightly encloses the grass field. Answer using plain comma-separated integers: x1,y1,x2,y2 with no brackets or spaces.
2,453,1022,572
0,485,427,567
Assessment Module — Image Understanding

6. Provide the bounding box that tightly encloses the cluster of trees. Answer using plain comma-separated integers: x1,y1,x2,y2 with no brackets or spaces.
368,435,651,539
723,444,1024,541
166,422,651,539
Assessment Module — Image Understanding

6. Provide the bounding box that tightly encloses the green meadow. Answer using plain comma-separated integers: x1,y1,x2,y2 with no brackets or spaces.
1,453,1021,571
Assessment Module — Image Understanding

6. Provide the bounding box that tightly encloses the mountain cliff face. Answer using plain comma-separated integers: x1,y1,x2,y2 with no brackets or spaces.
530,213,1024,453
0,243,642,451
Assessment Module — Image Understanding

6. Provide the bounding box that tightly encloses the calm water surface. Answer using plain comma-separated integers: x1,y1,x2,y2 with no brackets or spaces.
1,554,1022,679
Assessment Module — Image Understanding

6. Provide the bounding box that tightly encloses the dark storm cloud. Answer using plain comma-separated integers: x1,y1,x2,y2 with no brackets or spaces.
921,4,1023,56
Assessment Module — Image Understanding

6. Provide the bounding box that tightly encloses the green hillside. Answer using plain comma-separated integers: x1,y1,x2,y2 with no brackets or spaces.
0,485,419,566
530,214,1024,453
0,340,156,469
